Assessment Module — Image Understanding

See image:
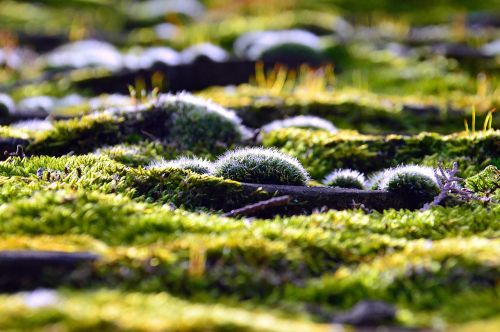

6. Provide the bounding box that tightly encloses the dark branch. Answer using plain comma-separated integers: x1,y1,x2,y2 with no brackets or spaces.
422,162,489,211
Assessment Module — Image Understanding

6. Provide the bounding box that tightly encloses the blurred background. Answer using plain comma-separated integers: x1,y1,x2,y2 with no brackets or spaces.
0,0,499,132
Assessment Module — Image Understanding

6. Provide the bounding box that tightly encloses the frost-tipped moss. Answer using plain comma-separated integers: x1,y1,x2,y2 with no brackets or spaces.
213,147,310,185
11,120,54,132
147,156,214,175
95,144,152,167
180,43,229,64
158,93,250,150
259,43,324,64
323,169,366,189
235,30,322,61
367,169,391,190
378,165,439,202
0,94,14,116
261,115,337,134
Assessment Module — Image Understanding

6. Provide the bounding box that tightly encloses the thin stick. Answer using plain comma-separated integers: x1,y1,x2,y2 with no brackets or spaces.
223,195,291,218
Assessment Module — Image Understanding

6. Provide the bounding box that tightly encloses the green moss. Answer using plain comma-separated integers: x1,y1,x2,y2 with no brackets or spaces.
323,169,366,189
262,129,500,179
465,166,500,200
94,142,169,167
27,95,246,156
285,237,500,310
213,147,310,185
0,126,33,140
259,43,325,63
27,110,169,156
167,103,244,151
0,155,273,210
0,289,324,332
130,166,269,210
148,156,214,175
0,184,497,327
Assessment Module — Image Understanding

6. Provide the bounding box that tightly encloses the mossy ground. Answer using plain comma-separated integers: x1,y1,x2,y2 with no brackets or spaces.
0,0,499,330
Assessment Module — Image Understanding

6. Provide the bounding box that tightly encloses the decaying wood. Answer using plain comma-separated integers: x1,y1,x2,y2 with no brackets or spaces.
238,183,425,214
0,251,99,292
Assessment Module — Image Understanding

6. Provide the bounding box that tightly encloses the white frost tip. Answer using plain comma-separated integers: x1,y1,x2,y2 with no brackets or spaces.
261,115,337,133
22,289,60,308
11,119,54,132
323,169,365,188
157,92,252,139
147,156,214,174
378,165,438,191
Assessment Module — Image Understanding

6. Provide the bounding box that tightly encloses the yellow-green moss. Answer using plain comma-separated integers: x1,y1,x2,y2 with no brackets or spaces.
262,129,500,179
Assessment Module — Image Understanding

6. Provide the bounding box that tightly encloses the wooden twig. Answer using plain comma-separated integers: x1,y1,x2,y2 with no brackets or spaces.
223,195,291,218
422,162,489,210
3,145,25,158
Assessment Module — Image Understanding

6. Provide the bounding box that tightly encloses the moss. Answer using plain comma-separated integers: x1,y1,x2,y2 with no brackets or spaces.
200,81,500,135
0,290,327,332
26,109,171,156
0,182,497,327
0,126,33,141
159,93,247,151
0,127,32,160
285,237,500,310
203,87,454,134
213,147,310,185
27,95,247,156
378,165,439,204
323,169,366,189
0,155,273,211
262,129,500,179
94,143,165,167
130,167,269,210
465,166,500,200
259,43,325,64
148,156,214,175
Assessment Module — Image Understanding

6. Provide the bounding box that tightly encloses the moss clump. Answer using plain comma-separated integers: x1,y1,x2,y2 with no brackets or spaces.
378,165,439,203
159,93,249,151
323,169,366,189
259,43,325,64
0,94,14,116
213,147,310,185
465,165,500,200
147,156,214,175
261,115,337,134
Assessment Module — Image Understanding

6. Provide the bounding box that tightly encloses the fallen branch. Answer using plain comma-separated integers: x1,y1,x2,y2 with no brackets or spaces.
223,195,291,218
3,145,26,158
422,162,489,210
